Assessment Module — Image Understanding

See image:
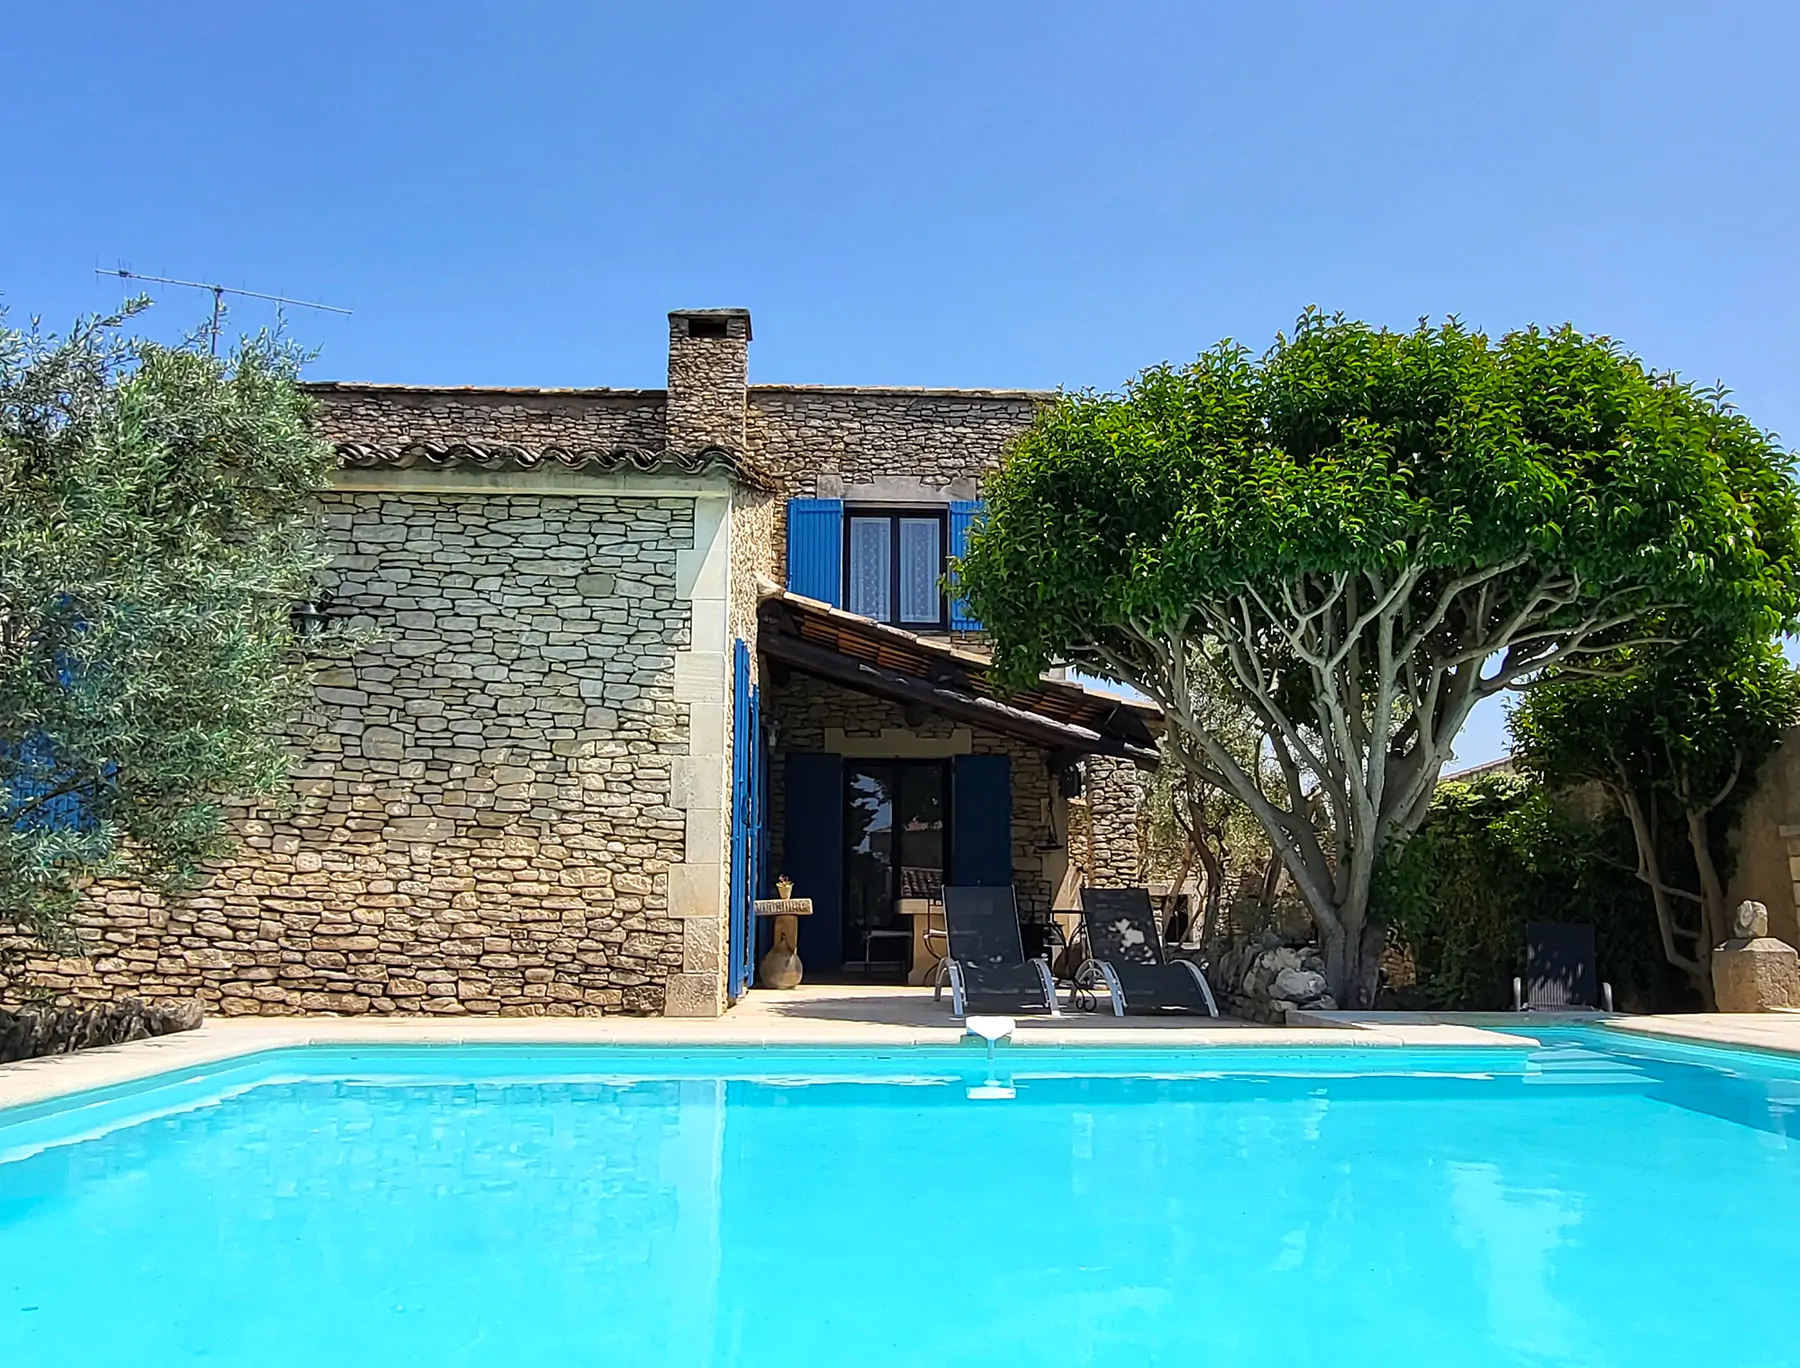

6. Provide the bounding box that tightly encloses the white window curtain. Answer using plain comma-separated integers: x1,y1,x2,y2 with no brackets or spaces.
846,517,891,620
898,518,941,623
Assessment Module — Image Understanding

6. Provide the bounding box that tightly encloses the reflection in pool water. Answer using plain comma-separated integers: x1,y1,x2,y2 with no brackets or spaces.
1,1034,1798,1367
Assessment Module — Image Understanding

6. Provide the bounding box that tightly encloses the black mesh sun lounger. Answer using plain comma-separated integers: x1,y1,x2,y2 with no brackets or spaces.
933,885,1060,1018
1514,922,1614,1012
1077,887,1219,1017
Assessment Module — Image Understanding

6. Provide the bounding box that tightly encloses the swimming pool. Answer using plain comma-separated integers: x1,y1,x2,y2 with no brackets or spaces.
2,1029,1797,1366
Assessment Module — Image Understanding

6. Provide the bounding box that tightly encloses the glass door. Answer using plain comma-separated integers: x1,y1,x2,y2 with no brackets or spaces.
843,764,896,973
842,760,948,977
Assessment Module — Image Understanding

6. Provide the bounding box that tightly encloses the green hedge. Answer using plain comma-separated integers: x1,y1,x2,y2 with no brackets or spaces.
1375,774,1681,1012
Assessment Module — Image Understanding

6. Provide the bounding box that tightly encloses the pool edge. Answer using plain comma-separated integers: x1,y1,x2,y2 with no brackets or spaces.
0,1015,1546,1112
6,1009,1798,1114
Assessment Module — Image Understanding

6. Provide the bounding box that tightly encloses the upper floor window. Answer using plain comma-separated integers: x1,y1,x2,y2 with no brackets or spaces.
785,496,980,630
845,509,945,628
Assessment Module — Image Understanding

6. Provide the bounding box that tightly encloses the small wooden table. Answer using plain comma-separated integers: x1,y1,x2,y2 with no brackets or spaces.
755,898,813,989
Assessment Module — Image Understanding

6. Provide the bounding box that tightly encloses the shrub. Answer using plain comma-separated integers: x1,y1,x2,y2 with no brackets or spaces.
1376,773,1678,1011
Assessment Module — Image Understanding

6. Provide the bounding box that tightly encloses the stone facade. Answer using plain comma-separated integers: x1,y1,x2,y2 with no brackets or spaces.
11,492,699,1016
748,386,1044,500
3,306,1152,1017
311,383,666,455
1073,756,1145,891
668,311,751,455
744,386,1048,616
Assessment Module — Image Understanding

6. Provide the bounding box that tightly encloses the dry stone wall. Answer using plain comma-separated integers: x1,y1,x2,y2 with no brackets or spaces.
746,386,1044,497
667,312,751,453
309,385,667,454
5,490,697,1016
744,386,1048,596
1073,756,1145,889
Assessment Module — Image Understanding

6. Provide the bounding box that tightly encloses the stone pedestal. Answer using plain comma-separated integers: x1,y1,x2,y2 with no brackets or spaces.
755,898,813,989
1712,900,1800,1012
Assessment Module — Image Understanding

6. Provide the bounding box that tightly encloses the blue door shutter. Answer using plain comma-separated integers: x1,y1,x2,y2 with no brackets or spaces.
951,753,1012,887
948,500,983,630
786,499,844,606
785,752,845,971
3,734,90,831
728,639,763,1002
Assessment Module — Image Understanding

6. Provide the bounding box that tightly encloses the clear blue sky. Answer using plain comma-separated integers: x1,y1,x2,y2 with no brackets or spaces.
8,2,1798,765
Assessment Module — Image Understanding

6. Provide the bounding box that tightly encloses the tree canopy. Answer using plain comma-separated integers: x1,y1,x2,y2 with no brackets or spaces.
959,311,1800,1004
0,305,335,955
1512,642,1800,1003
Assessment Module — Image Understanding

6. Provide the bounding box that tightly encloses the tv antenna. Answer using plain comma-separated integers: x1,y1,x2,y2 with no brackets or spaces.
94,267,352,355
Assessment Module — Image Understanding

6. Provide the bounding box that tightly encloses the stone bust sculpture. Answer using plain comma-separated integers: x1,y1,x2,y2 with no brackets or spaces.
1714,899,1799,1012
1733,900,1770,941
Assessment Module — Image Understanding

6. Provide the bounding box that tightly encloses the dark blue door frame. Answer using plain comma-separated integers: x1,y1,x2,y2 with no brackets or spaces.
727,640,763,1002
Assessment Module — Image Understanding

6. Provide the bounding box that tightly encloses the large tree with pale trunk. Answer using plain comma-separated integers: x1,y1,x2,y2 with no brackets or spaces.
958,312,1800,1007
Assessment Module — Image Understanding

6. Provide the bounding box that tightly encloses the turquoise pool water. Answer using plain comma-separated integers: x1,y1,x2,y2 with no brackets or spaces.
2,1031,1799,1366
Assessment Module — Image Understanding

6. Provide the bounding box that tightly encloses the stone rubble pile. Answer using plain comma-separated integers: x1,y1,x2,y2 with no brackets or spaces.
0,997,202,1064
1210,933,1337,1022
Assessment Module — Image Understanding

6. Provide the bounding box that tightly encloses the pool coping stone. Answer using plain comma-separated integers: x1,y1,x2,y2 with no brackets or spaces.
5,991,1799,1113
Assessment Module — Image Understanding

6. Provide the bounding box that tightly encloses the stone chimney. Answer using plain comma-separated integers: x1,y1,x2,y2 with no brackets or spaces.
666,308,751,454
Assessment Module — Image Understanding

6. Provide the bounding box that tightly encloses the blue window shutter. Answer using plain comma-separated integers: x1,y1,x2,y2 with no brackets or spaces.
951,753,1012,887
948,500,983,630
786,753,845,970
4,733,89,832
786,499,844,606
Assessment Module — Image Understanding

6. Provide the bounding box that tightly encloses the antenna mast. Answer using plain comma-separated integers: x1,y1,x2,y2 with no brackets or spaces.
94,267,352,355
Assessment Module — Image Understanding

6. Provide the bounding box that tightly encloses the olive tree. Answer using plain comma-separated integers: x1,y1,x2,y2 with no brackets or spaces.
1512,643,1800,1004
1142,651,1283,945
1,304,335,955
959,312,1800,1006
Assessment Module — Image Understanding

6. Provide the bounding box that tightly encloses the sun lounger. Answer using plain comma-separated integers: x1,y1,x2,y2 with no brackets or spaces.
1076,886,1219,1017
933,885,1061,1018
1514,922,1614,1012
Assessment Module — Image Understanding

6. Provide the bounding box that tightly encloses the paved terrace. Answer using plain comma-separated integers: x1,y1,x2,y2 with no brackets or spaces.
4,987,1800,1113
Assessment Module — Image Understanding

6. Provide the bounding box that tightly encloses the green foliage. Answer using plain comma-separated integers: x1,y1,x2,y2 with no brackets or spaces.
0,304,335,950
1513,643,1800,825
962,311,1800,691
1509,640,1800,993
1377,774,1673,1011
957,309,1800,1004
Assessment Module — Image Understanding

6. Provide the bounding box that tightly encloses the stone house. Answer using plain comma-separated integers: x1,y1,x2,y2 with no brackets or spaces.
10,309,1157,1017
